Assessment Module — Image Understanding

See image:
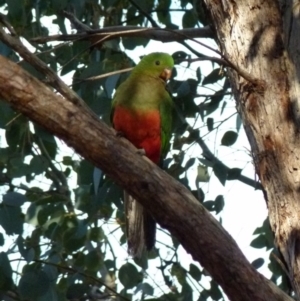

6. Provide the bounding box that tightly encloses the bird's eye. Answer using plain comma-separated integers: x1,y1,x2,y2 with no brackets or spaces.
155,60,160,65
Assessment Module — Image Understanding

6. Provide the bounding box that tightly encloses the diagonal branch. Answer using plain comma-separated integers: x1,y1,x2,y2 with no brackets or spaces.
0,54,292,301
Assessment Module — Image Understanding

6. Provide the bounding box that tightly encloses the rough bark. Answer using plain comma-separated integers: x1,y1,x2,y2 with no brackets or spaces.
203,0,300,298
0,52,293,300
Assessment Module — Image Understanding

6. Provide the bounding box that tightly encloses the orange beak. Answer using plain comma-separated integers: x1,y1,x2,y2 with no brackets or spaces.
159,68,172,81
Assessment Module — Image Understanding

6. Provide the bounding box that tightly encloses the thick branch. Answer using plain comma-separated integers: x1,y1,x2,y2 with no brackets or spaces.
0,55,292,301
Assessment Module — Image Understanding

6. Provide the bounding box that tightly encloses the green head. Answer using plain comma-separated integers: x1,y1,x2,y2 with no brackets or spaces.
132,52,174,81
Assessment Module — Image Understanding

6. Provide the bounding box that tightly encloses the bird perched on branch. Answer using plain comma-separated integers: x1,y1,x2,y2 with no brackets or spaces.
111,52,174,257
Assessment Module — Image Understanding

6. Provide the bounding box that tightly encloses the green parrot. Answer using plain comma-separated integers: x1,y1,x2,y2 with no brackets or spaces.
111,52,174,257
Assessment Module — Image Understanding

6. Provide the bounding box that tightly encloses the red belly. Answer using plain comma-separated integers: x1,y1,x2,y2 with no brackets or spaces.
113,106,161,163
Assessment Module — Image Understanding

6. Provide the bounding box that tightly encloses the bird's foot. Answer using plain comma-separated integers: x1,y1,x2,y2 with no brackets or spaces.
116,131,125,138
115,131,145,156
137,148,146,156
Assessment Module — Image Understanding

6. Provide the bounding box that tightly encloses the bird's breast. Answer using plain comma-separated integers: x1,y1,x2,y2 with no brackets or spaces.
113,106,161,163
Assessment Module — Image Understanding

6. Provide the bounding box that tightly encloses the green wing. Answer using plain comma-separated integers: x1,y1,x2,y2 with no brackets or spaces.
160,88,173,162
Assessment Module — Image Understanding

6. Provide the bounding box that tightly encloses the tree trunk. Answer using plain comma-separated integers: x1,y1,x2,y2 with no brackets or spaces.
204,0,300,298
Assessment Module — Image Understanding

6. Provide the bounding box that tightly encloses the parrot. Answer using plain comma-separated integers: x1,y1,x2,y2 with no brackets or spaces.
111,52,174,257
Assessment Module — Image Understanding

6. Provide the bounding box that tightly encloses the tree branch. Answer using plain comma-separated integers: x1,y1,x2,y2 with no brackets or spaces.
0,54,292,301
197,136,262,190
30,26,213,44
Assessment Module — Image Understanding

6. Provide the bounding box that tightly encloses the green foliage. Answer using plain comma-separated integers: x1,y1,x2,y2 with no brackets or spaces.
0,0,274,300
0,203,24,235
182,9,198,28
221,131,238,146
251,218,274,250
0,252,13,291
119,262,141,289
18,269,50,300
202,68,224,85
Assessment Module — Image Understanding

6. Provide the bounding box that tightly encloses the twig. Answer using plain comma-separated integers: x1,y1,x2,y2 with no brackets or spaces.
177,54,228,66
35,136,74,212
74,67,132,84
127,0,159,27
62,10,91,31
34,259,130,301
173,102,260,189
0,13,17,36
196,135,262,189
175,32,265,88
2,290,21,301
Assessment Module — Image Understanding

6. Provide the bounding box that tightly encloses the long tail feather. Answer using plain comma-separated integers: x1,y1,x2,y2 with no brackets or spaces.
124,192,156,257
143,208,156,250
